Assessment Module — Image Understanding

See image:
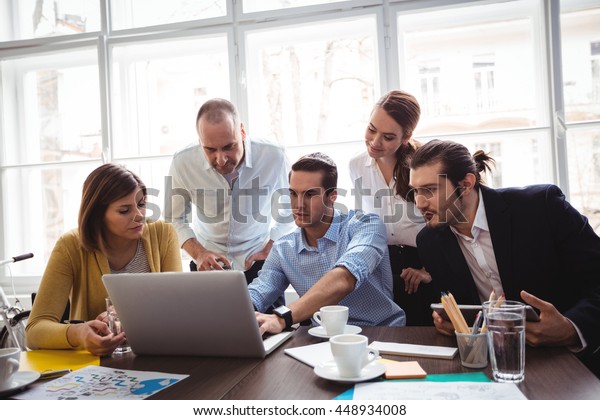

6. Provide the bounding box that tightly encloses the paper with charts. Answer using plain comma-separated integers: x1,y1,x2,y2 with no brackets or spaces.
353,381,527,400
14,365,188,400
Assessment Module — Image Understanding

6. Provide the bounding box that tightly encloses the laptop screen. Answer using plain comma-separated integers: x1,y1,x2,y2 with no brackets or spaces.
102,271,292,358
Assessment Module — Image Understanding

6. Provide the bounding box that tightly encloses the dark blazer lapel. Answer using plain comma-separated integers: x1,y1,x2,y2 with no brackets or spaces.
436,227,480,303
481,186,514,293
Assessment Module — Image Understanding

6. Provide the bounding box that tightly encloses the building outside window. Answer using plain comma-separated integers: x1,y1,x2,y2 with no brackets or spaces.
418,61,441,118
473,54,496,113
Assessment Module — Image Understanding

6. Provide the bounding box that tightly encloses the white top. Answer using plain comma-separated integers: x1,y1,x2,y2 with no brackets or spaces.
348,151,425,247
165,137,294,270
450,189,504,302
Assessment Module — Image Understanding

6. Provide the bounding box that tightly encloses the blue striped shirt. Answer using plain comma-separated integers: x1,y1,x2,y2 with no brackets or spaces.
249,210,406,326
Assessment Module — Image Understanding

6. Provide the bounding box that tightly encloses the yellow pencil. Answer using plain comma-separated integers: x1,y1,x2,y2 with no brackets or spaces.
447,292,470,333
442,298,465,333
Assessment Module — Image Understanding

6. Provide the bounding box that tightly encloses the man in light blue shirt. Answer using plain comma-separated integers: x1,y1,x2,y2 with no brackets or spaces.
165,98,293,285
249,152,406,334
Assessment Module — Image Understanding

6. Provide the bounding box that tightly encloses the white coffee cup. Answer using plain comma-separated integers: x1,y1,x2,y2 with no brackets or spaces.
330,334,379,378
312,305,349,336
0,347,21,391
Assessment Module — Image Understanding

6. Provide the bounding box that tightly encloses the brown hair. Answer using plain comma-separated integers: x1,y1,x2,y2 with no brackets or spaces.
409,139,495,189
78,163,146,252
291,152,337,196
375,90,421,201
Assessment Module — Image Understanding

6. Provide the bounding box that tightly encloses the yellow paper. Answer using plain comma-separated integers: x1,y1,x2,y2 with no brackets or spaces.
19,350,99,373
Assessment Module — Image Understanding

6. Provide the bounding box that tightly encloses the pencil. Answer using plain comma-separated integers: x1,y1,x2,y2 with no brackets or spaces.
440,293,460,331
447,292,470,333
441,292,470,333
481,290,497,333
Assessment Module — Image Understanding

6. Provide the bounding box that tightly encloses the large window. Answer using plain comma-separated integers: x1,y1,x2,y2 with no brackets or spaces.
1,0,600,293
561,0,600,232
1,47,102,275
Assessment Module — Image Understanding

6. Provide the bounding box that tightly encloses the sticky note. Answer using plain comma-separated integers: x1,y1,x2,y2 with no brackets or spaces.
379,359,427,379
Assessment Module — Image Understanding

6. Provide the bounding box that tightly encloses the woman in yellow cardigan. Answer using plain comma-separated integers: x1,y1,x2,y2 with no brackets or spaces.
26,163,182,355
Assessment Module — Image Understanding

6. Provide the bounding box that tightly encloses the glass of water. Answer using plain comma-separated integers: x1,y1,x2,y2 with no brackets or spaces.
105,297,131,355
482,300,526,383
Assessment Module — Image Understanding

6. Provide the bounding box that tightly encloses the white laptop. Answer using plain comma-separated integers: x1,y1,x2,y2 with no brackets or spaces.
102,271,294,358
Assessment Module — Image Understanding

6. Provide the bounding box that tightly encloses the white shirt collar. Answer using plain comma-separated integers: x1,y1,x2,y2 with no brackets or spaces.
473,188,490,233
451,188,489,240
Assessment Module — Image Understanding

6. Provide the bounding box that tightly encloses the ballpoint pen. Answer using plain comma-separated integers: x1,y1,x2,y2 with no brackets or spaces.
465,311,486,365
467,310,483,347
39,369,72,380
471,311,482,335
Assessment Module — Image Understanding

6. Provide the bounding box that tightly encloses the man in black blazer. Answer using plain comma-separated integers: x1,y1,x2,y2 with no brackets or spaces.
408,140,600,376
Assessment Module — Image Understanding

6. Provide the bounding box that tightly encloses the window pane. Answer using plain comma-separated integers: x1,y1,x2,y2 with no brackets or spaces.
243,0,346,14
1,163,98,276
0,0,100,42
560,3,600,123
397,1,546,136
110,0,227,30
245,15,378,146
1,49,102,165
567,126,600,234
440,132,554,188
111,36,230,159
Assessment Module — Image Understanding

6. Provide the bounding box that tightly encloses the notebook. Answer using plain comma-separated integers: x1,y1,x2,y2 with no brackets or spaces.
102,271,294,358
370,341,457,360
284,341,333,367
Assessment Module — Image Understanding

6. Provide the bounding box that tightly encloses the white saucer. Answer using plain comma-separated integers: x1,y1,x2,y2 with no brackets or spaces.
308,325,362,338
314,360,386,384
0,371,40,396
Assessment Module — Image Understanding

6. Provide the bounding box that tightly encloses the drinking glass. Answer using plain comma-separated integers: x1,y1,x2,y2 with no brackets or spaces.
482,300,525,383
105,297,131,355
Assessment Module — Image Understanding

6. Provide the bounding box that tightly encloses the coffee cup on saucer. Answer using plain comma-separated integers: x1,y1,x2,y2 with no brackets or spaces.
312,305,348,336
330,334,379,378
0,347,21,391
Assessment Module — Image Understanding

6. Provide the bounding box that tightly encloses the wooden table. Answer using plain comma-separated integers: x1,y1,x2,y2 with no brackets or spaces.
102,326,600,400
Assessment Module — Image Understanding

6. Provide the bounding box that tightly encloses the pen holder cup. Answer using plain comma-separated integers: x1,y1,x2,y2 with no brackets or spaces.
455,329,488,369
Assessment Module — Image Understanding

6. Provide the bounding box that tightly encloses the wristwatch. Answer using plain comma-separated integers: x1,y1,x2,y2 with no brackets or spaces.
273,305,293,331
